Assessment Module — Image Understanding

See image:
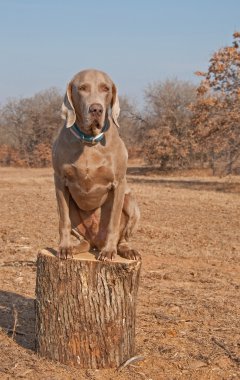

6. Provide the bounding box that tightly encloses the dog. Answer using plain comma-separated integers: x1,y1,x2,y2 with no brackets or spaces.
52,69,140,261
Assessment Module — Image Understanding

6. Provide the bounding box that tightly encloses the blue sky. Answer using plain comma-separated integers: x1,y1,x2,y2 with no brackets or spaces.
1,0,240,106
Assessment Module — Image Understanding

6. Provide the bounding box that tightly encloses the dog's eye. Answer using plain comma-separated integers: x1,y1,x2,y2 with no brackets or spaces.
100,84,110,93
78,84,88,92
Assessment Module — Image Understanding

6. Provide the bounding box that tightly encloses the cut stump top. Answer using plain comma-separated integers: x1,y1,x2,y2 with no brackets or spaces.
39,248,140,266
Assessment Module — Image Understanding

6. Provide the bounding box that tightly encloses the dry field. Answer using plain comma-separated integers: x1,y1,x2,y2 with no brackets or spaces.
0,167,240,380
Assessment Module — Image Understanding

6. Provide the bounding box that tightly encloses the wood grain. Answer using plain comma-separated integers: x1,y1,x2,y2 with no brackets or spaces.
35,249,141,368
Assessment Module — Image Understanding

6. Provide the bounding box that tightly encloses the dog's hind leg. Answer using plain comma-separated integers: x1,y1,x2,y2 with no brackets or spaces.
117,190,141,260
69,196,90,253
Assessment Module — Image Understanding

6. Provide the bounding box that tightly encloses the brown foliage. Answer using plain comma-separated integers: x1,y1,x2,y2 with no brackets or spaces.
31,143,52,167
0,88,62,167
142,79,196,169
118,96,143,158
191,32,240,174
0,144,26,166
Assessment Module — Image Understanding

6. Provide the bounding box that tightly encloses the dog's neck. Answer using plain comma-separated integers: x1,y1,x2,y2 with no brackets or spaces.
69,118,110,145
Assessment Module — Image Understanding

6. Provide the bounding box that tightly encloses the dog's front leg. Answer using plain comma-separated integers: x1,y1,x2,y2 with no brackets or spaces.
54,174,72,259
98,179,126,261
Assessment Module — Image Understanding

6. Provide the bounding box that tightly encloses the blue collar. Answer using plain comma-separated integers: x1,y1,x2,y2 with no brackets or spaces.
70,120,109,144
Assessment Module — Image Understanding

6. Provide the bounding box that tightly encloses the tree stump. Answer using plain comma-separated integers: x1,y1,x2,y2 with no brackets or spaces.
35,249,141,368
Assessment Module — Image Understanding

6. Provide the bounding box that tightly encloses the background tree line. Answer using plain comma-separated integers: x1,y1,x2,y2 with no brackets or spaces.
0,32,239,174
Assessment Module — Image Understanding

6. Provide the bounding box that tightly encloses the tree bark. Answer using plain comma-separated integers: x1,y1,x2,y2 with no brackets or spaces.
35,249,141,368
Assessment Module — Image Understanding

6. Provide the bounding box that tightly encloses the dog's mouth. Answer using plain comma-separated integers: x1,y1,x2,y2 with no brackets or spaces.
89,119,103,136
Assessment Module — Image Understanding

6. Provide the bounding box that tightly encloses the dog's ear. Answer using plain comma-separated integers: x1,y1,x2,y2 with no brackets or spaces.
111,83,120,128
61,82,76,128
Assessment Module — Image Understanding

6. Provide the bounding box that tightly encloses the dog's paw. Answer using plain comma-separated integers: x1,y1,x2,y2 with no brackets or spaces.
98,247,117,261
117,243,141,261
57,245,73,260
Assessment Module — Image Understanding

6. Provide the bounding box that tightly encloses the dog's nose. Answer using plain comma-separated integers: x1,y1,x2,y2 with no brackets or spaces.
89,103,103,117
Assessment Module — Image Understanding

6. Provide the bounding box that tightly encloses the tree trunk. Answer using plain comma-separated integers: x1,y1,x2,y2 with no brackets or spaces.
35,249,141,368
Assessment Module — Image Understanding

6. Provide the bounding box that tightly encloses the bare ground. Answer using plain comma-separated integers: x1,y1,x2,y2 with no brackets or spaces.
0,167,240,380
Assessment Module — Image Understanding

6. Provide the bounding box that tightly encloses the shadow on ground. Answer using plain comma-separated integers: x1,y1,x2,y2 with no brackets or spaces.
0,290,35,351
127,168,240,194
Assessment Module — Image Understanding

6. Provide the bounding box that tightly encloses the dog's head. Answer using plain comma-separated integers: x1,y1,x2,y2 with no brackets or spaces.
61,69,120,135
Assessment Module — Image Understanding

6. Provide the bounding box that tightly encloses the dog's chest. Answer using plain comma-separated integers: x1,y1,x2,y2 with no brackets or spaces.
63,158,115,193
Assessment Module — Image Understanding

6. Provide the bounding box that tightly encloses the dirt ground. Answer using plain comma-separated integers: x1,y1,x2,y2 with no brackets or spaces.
0,167,240,380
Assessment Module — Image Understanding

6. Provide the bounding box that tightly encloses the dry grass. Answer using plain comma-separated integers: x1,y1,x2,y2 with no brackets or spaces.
0,167,240,379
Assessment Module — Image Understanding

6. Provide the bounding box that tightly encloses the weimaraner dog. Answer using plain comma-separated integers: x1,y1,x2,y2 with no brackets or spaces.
52,69,140,261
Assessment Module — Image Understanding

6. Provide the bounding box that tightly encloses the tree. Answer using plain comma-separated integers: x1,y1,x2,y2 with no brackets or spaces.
191,32,240,174
118,96,143,158
0,88,62,166
0,90,144,166
142,79,196,169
